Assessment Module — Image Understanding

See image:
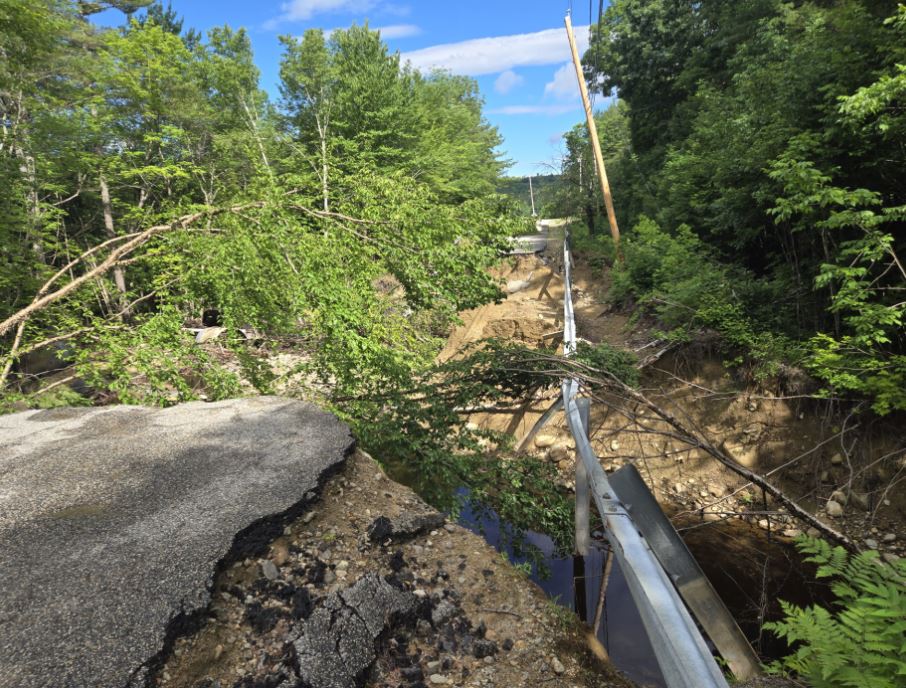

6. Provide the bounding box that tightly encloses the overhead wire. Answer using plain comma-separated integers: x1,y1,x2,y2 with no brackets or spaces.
589,0,604,111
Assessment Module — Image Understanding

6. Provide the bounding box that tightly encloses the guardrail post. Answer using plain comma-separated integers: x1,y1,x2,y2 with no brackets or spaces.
575,397,591,557
573,396,592,622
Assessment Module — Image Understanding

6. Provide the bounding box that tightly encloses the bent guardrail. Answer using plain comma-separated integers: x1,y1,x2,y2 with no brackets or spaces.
559,230,731,688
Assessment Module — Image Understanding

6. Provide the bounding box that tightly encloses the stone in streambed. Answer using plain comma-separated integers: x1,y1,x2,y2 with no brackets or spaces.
548,444,569,461
826,499,844,517
534,434,557,449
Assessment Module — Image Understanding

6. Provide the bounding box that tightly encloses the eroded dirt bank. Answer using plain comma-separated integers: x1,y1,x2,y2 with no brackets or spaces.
438,248,905,664
162,249,904,687
444,251,905,556
159,449,632,688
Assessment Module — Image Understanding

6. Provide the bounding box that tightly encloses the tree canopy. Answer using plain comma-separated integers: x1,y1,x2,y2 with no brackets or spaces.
0,2,517,408
559,0,906,414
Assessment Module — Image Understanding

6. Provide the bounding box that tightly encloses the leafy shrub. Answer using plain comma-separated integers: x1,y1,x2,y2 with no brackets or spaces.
610,217,729,325
807,335,906,416
569,221,617,270
338,340,576,548
574,340,639,387
609,217,797,380
764,537,906,687
73,307,241,405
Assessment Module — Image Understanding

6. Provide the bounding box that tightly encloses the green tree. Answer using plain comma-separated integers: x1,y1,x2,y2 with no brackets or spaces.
569,0,906,412
279,29,336,211
1,5,516,409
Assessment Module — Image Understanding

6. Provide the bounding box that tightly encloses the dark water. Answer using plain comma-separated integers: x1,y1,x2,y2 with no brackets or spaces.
455,496,667,687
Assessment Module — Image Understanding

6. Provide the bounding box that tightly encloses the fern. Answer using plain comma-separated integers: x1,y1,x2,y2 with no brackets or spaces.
764,537,906,687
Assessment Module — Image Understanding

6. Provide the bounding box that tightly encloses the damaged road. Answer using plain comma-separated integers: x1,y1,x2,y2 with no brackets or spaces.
0,397,353,688
0,397,631,688
293,573,419,688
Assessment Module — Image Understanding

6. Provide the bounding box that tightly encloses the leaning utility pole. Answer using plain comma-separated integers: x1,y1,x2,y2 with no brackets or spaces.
528,175,537,217
565,12,621,261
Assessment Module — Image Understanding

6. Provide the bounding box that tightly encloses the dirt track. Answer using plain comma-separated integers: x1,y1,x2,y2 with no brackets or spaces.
439,250,631,442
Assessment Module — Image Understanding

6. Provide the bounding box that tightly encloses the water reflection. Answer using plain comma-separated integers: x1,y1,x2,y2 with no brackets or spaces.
456,497,667,688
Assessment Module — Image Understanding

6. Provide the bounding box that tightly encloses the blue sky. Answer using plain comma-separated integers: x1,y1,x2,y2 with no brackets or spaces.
95,0,612,178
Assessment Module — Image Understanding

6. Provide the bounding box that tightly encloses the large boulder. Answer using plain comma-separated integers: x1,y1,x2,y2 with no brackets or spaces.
0,397,354,688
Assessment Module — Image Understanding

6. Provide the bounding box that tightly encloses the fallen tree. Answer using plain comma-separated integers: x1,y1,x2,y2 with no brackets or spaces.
342,340,858,550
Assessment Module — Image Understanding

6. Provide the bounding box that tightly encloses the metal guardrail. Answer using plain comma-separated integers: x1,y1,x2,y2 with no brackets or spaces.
559,231,730,688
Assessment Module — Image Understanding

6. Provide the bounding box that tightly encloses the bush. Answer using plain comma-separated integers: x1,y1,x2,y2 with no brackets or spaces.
574,340,639,387
764,537,906,688
610,217,728,325
609,216,797,380
569,221,617,270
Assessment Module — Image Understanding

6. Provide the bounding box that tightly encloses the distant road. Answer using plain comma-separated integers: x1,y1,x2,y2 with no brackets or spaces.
509,233,549,254
507,218,567,255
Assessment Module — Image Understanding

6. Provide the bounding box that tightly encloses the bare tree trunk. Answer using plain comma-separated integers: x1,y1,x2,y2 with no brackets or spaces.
15,147,46,265
99,171,128,305
0,320,26,389
240,95,272,176
316,114,329,212
321,134,329,213
820,229,841,336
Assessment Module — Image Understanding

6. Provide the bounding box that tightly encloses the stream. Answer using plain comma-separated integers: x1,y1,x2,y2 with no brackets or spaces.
455,495,830,686
455,496,666,687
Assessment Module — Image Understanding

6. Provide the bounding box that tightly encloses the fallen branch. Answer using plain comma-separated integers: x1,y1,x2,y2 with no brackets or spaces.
576,374,858,551
461,351,858,550
0,201,269,339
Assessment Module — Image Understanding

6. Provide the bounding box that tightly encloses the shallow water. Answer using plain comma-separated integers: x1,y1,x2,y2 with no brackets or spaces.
456,497,667,687
453,497,830,686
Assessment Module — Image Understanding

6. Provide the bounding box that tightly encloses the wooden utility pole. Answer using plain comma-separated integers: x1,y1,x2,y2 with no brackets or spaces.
565,12,621,260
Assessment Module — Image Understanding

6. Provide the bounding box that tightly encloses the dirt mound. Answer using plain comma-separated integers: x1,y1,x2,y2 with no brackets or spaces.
481,317,548,344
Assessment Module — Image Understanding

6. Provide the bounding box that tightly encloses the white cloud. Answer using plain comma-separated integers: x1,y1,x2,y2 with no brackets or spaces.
488,104,580,116
401,25,590,76
380,3,410,16
375,23,420,39
494,70,523,95
266,0,378,27
544,62,579,101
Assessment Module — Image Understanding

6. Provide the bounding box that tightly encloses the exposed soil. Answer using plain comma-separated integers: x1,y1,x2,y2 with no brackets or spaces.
157,449,633,688
441,248,905,562
130,242,905,688
435,243,905,676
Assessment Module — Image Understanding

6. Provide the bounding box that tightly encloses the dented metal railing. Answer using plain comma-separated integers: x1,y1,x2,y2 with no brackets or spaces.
560,231,730,688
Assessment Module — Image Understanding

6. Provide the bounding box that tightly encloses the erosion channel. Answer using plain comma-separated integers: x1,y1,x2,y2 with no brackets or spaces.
384,238,904,688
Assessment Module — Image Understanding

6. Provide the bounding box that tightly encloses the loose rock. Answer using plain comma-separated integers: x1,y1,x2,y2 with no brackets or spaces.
534,434,557,449
826,499,844,517
261,560,279,581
